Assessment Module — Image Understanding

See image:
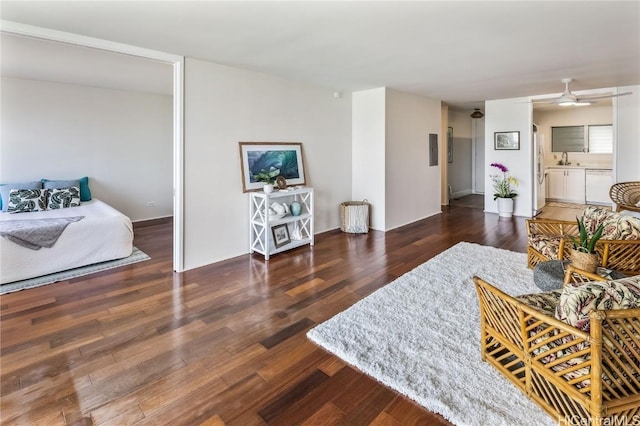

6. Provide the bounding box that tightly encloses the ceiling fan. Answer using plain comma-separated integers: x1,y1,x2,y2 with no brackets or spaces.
530,78,632,106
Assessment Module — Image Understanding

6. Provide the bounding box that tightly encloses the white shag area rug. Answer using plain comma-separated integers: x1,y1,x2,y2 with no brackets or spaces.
307,242,556,426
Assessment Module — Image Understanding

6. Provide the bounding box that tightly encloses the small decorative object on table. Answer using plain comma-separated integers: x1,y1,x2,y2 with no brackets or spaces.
290,201,302,216
567,217,604,273
253,167,280,194
275,175,287,190
489,162,518,218
533,260,568,291
268,202,288,220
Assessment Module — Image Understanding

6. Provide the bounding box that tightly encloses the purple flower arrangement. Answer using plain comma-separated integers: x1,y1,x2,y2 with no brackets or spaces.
489,163,519,200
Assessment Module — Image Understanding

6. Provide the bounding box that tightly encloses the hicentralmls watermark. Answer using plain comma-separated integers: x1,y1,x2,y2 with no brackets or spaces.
561,416,640,426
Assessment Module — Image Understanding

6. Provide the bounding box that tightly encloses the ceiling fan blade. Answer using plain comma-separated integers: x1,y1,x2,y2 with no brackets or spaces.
576,92,633,101
530,98,560,104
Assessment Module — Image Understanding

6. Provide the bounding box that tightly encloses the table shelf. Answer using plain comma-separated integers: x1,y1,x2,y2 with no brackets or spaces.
249,187,314,260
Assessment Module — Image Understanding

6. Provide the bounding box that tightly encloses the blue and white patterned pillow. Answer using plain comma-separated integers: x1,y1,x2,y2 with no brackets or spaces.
7,188,49,213
48,187,81,209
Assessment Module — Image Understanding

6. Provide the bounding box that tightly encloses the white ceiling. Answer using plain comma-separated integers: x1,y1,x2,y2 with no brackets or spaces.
1,1,639,110
1,33,173,95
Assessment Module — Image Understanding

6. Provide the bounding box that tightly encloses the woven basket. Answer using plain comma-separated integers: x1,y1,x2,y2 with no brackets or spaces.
340,200,369,233
569,249,599,273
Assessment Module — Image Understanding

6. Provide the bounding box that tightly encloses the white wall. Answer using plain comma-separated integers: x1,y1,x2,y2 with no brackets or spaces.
615,85,640,182
385,89,441,230
484,98,533,217
184,58,352,270
447,110,473,198
534,104,612,167
0,76,173,221
352,88,386,231
472,117,485,193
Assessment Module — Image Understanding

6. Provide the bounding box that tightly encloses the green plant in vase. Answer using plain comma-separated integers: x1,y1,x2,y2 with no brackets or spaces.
253,167,280,185
567,218,604,272
253,167,280,193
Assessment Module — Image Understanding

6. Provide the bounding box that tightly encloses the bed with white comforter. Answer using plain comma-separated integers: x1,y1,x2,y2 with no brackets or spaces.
0,199,133,284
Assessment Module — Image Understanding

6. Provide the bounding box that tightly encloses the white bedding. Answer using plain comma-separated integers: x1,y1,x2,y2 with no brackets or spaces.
0,199,133,284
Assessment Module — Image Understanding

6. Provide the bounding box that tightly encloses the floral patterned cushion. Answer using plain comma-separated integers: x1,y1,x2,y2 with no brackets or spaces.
555,276,640,332
522,279,640,391
581,206,640,240
528,234,560,259
516,290,562,316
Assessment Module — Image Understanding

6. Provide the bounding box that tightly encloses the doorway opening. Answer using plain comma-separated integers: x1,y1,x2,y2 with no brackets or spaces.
2,21,185,272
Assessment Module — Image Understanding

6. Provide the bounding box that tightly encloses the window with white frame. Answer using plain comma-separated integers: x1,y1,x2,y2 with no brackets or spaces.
588,125,613,153
551,124,612,153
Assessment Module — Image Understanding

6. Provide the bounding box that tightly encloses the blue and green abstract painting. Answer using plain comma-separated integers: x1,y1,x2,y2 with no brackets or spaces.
248,150,300,183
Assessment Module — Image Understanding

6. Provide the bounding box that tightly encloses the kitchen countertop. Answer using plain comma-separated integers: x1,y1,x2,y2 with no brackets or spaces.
545,165,612,170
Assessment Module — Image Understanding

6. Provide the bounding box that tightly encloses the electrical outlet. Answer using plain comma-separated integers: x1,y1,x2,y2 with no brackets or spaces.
147,201,155,207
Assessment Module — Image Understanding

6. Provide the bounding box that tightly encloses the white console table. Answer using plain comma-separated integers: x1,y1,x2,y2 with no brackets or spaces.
249,187,314,260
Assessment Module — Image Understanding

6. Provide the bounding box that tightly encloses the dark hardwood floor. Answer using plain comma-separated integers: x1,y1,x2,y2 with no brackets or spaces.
0,205,528,425
448,194,484,210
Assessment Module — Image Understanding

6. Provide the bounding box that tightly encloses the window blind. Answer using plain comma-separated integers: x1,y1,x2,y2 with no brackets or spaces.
588,125,613,153
552,126,584,152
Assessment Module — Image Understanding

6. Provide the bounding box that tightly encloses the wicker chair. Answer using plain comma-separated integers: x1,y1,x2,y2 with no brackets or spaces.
474,268,640,425
610,181,640,213
527,207,640,276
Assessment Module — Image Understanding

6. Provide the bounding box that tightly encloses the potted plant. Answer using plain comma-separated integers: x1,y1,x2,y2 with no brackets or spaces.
567,218,605,273
489,163,519,217
253,167,280,193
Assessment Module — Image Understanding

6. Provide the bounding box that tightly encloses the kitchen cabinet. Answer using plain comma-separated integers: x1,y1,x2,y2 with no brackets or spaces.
546,168,585,204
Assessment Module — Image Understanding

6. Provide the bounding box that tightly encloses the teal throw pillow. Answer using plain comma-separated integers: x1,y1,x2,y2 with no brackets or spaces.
42,177,91,202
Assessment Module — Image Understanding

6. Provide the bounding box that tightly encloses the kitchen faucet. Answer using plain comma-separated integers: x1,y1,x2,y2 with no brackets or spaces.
561,152,569,165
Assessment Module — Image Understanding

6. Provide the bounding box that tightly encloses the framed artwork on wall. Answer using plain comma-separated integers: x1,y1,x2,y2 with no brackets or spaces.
429,133,438,166
238,142,306,192
494,131,520,150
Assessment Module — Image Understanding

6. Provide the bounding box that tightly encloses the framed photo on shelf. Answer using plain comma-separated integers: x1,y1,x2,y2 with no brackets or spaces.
494,131,520,150
272,224,291,248
238,142,306,192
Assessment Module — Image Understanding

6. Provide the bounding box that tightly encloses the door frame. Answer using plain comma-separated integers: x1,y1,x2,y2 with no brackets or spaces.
1,20,185,272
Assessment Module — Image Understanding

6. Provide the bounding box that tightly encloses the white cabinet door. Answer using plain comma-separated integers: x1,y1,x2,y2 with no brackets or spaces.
547,169,566,200
565,169,586,204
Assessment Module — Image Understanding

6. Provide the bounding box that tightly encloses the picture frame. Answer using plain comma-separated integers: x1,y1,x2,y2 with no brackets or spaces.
447,127,453,163
271,224,291,248
429,133,438,166
494,131,520,150
239,142,306,192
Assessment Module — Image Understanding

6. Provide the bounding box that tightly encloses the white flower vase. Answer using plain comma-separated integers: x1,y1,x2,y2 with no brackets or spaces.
497,197,514,218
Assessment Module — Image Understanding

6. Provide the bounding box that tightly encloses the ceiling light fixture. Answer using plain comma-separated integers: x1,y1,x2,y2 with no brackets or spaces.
558,101,591,107
470,108,484,119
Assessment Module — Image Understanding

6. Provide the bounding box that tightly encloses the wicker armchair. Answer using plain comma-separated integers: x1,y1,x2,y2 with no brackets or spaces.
474,269,640,425
610,181,640,213
527,206,640,276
